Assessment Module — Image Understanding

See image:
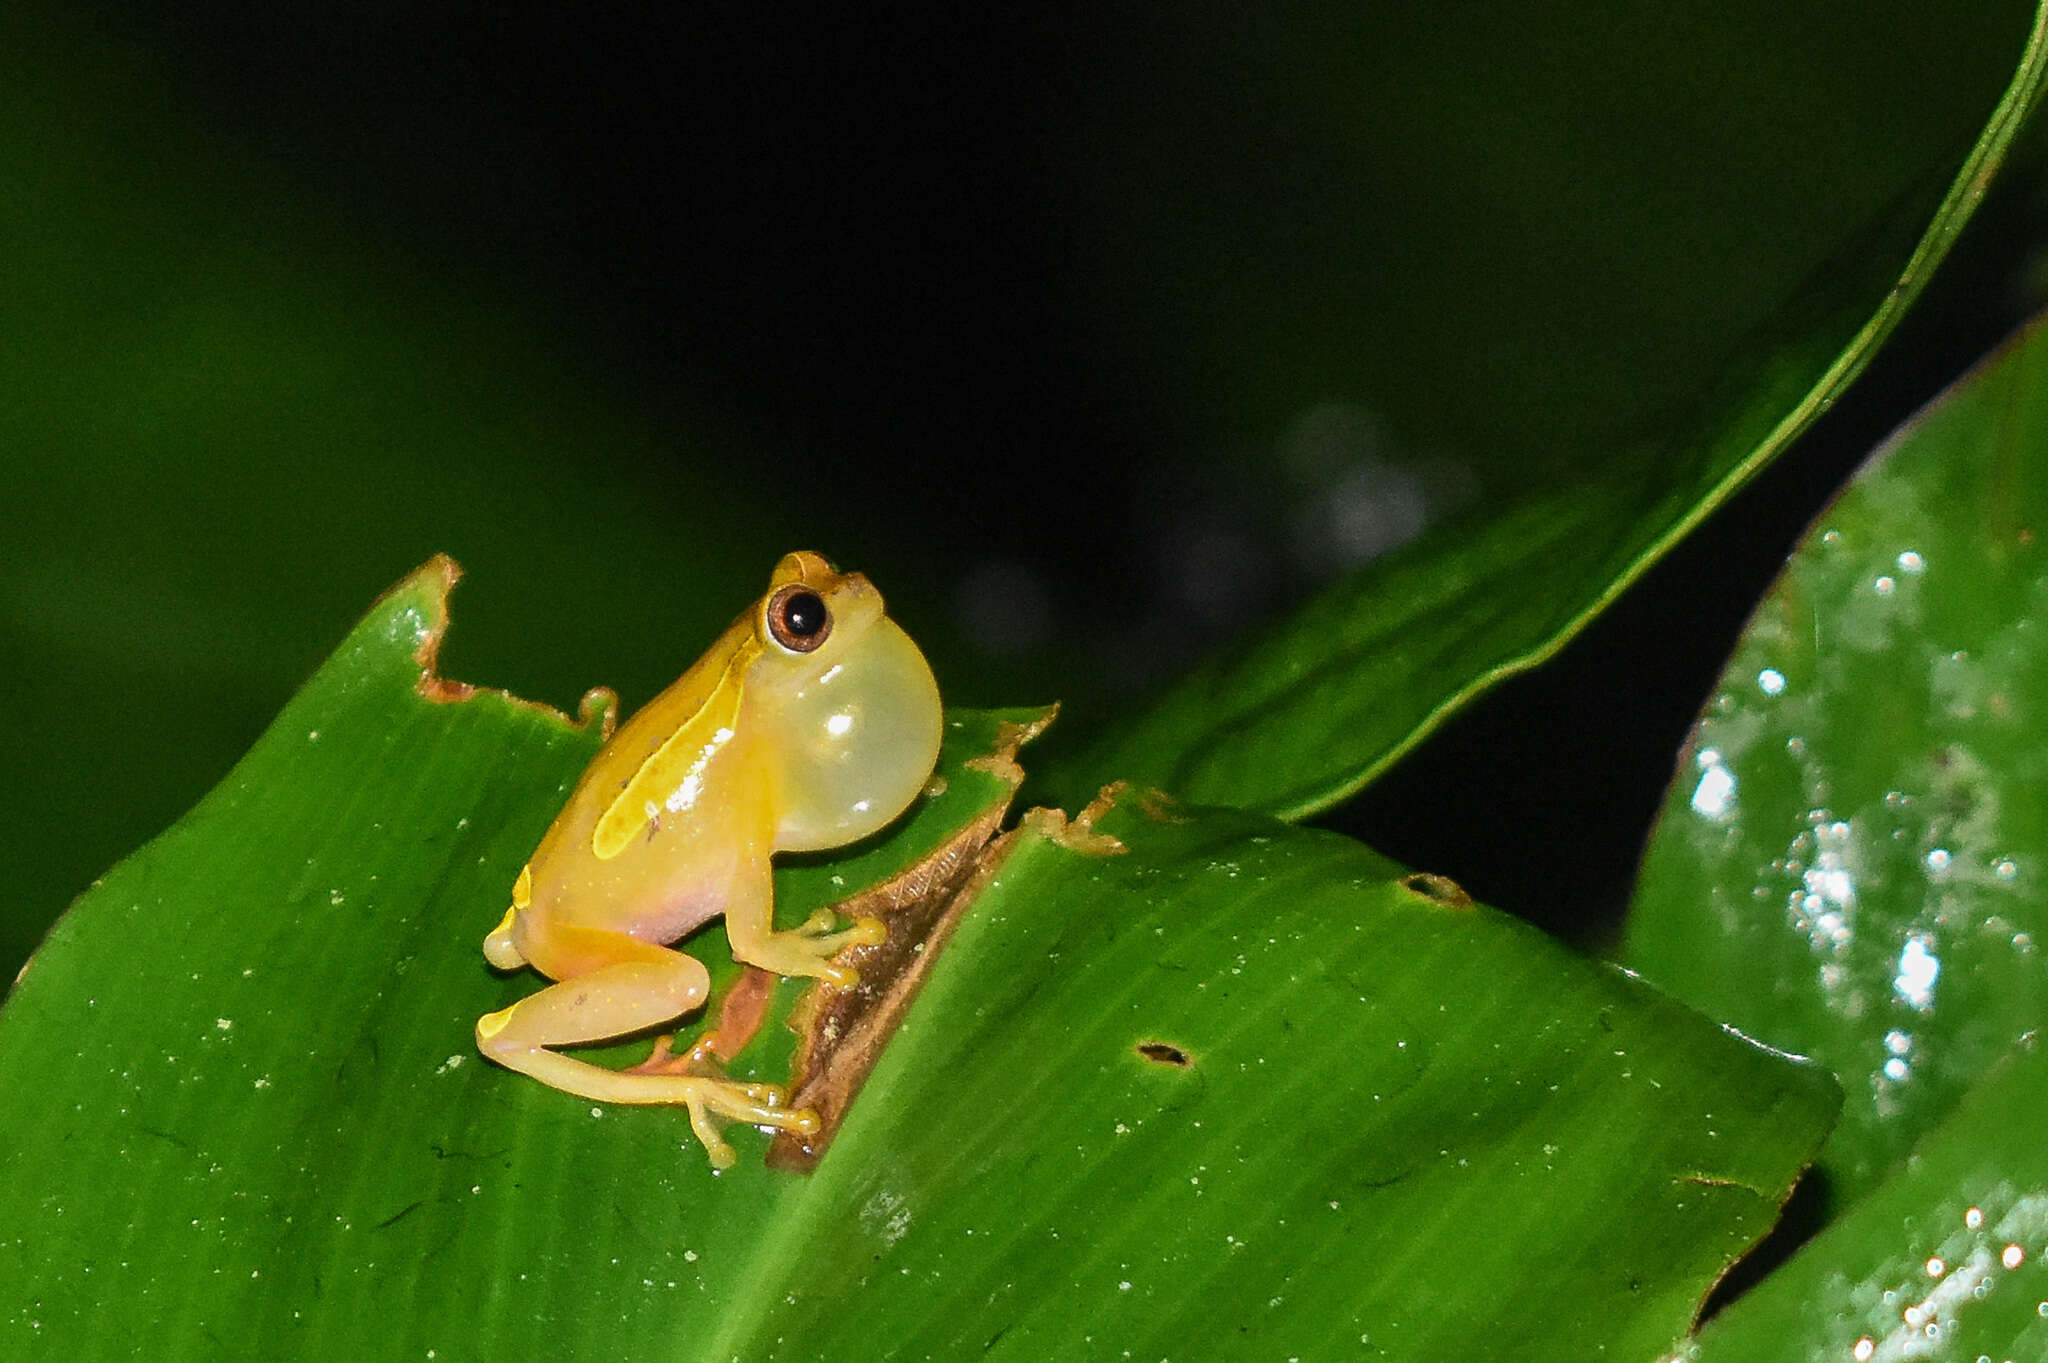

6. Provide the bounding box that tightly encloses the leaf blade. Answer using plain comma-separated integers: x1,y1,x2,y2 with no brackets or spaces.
723,793,1839,1361
1684,1035,2048,1363
0,567,1839,1360
1041,5,2048,820
1621,311,2048,1206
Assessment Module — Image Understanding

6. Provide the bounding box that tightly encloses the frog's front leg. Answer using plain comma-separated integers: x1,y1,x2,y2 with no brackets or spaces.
721,851,885,988
475,928,819,1168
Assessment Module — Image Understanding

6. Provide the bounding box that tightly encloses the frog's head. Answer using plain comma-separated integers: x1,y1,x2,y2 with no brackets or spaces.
745,551,944,852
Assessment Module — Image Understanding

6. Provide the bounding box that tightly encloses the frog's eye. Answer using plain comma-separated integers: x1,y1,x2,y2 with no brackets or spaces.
766,585,832,653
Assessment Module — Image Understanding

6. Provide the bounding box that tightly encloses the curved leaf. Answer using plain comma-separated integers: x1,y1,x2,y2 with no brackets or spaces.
0,565,1836,1359
1681,1035,2048,1363
1621,312,2048,1207
1040,4,2048,818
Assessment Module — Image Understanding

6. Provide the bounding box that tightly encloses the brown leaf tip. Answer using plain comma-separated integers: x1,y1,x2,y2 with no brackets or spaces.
378,555,612,735
1137,787,1191,824
962,703,1061,788
1019,781,1130,857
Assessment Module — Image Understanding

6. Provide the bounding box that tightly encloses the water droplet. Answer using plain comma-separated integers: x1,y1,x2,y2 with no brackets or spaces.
1691,765,1736,820
1875,575,1897,596
1894,934,1941,1011
1898,550,1926,574
1966,1206,1984,1230
1758,668,1787,696
2006,1244,2026,1270
1995,859,2019,882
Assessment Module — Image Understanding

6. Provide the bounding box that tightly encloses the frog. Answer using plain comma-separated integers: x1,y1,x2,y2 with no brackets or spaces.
475,551,944,1167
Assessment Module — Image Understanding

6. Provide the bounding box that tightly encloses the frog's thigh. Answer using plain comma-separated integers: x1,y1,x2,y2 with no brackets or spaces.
478,939,710,1065
475,933,814,1152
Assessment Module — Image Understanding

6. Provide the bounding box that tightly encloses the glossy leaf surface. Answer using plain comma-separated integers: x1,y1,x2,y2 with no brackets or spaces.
1039,6,2048,818
752,793,1835,1363
1681,1035,2048,1363
1621,315,2048,1208
0,566,1836,1360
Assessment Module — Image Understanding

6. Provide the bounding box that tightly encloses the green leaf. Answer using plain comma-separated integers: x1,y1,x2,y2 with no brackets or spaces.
0,565,1836,1359
1620,313,2048,1208
1681,1035,2048,1363
754,794,1837,1363
1038,5,2048,819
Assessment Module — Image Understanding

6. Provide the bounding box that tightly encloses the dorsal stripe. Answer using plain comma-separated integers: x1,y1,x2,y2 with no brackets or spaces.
590,641,752,860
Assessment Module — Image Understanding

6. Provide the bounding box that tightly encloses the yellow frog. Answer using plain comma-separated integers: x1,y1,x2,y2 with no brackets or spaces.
476,551,943,1166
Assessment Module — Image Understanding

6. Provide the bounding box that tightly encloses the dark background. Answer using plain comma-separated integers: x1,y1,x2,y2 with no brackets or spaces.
5,3,2043,971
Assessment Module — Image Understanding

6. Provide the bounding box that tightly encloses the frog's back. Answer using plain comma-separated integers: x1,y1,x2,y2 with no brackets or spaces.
519,613,769,944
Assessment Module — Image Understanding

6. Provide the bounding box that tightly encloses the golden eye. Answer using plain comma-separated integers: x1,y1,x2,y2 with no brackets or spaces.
766,585,831,653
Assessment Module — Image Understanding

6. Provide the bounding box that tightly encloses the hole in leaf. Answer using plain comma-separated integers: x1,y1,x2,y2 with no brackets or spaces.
1136,1041,1192,1067
1398,872,1473,910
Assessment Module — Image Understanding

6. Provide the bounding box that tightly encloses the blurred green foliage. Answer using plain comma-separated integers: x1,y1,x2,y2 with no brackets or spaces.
5,2,2038,976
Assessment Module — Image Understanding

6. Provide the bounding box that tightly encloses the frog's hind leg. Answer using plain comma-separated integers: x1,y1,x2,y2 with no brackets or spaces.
475,932,818,1168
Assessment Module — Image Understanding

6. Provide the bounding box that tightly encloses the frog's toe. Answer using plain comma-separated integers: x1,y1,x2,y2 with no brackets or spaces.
797,913,887,953
681,1081,821,1168
792,908,841,937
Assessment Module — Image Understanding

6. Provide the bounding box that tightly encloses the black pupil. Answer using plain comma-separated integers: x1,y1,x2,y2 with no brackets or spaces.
781,591,826,638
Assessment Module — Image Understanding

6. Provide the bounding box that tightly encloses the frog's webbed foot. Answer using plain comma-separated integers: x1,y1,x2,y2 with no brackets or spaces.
677,1077,819,1169
737,909,886,988
616,1035,817,1165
